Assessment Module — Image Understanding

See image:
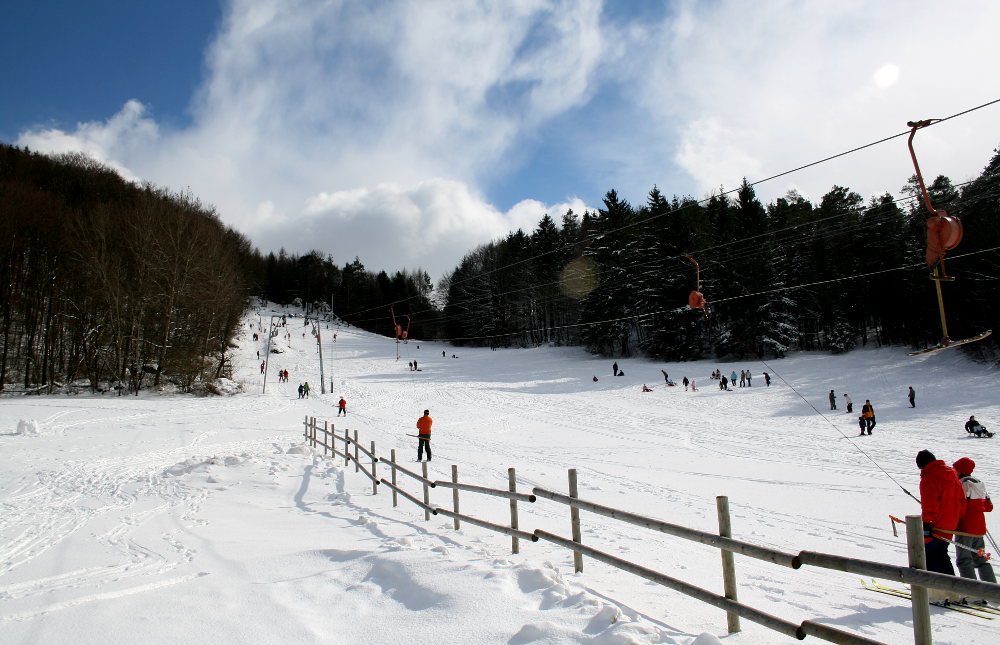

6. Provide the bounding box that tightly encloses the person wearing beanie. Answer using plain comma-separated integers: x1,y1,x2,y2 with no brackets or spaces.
916,450,966,581
952,457,997,585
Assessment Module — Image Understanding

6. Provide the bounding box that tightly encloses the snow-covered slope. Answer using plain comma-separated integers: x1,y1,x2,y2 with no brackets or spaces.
2,305,998,644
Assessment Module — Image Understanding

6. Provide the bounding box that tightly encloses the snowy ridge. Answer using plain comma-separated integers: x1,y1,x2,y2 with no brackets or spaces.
1,305,998,644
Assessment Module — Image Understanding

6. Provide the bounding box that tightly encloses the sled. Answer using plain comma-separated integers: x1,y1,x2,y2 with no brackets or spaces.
908,330,992,356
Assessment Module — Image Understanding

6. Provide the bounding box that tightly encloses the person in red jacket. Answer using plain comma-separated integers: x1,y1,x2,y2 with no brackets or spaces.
916,449,966,577
952,457,997,584
338,397,347,417
416,410,433,461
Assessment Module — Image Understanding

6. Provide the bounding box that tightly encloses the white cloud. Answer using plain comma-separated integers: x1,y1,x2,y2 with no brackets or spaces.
873,64,900,89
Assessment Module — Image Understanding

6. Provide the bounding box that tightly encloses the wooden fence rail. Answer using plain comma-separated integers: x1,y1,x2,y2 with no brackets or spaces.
302,416,1000,645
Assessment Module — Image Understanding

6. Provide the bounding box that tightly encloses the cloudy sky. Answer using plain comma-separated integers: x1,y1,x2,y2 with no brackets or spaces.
4,0,999,281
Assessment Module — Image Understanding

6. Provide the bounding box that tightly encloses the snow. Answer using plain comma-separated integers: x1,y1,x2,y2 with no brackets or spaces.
2,306,999,644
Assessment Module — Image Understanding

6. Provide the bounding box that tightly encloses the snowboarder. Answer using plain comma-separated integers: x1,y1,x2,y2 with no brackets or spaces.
843,393,853,414
952,457,997,584
861,400,875,433
612,361,619,377
682,376,689,391
908,386,916,408
338,397,347,416
916,450,965,585
828,389,837,410
416,410,433,461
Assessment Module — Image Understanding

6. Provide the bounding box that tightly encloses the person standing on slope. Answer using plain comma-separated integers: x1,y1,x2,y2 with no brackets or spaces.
338,397,347,416
952,457,997,585
828,389,837,410
908,386,917,408
916,450,965,586
861,400,875,434
612,361,619,377
416,410,433,462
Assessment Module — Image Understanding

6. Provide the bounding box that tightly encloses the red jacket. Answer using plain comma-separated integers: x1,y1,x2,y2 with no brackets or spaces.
339,399,347,408
919,460,966,537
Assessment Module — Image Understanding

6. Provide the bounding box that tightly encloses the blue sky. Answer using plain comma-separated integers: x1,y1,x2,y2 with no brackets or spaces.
4,0,999,281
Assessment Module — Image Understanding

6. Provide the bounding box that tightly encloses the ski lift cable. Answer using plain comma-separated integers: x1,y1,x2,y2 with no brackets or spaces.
338,99,999,322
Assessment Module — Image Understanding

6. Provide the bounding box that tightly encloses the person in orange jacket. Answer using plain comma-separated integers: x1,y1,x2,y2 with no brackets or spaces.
953,457,997,584
416,410,433,461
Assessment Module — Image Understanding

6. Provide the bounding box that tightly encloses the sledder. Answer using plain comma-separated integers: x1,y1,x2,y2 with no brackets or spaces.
965,416,994,438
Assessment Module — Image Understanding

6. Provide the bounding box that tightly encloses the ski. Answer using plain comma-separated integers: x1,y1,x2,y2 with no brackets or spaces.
908,330,992,356
861,580,997,618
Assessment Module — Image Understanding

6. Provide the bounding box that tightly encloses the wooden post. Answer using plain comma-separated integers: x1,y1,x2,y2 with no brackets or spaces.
422,461,431,521
569,468,583,573
343,426,349,467
716,496,741,634
322,420,329,456
390,449,398,507
509,467,520,554
906,514,933,645
371,441,378,495
303,416,309,442
311,417,317,447
353,430,359,472
451,465,461,530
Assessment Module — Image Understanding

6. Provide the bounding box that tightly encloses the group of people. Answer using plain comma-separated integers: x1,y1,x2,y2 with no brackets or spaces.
276,369,290,382
408,360,419,371
916,450,996,602
829,390,877,435
297,382,311,398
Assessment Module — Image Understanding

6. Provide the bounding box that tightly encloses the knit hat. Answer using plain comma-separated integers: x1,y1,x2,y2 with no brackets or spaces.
953,457,976,476
916,450,936,469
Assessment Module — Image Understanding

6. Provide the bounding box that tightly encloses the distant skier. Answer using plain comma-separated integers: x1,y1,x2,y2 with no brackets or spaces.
416,410,433,461
843,393,853,414
338,397,347,416
908,386,916,408
829,389,837,410
861,400,875,434
952,457,997,584
612,361,619,377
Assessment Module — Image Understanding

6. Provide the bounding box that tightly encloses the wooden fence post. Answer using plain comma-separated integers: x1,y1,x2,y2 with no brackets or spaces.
303,416,309,443
716,496,741,634
353,430,359,472
422,461,431,521
371,441,378,495
390,449,398,507
906,514,933,645
343,426,349,467
322,420,329,456
311,417,317,447
509,467,520,554
451,465,461,530
569,468,583,573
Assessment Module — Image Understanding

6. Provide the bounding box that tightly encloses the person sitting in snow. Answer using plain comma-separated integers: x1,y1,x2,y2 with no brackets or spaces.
642,384,652,392
965,416,993,438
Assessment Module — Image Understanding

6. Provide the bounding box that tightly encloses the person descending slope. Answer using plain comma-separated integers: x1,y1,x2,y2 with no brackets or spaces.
416,410,433,462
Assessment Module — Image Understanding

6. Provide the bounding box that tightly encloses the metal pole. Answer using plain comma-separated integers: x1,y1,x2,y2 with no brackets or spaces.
906,515,933,645
391,449,398,507
316,320,326,394
509,467,520,554
263,315,277,393
717,496,741,634
569,469,583,573
422,461,431,522
451,465,460,530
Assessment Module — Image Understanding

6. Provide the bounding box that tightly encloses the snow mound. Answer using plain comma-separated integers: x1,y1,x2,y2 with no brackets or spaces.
287,445,311,455
689,634,724,645
206,378,243,396
15,418,42,435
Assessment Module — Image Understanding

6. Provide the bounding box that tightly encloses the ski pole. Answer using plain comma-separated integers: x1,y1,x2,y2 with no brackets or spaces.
889,516,991,559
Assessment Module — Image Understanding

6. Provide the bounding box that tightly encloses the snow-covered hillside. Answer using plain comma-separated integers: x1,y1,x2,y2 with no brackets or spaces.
2,305,998,644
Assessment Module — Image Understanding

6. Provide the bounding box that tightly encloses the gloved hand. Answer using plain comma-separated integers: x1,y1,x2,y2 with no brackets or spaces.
923,522,933,538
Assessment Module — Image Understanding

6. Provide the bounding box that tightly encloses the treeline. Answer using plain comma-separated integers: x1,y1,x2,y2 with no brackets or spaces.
441,147,1000,360
1,144,251,393
246,251,438,341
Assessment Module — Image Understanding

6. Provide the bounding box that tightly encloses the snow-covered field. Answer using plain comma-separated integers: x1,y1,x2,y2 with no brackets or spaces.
2,307,999,645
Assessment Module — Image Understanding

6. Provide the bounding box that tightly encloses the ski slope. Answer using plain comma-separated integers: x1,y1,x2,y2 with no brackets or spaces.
2,305,999,644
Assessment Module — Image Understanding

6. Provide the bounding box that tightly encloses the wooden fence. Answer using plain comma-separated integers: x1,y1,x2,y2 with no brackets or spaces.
302,416,1000,645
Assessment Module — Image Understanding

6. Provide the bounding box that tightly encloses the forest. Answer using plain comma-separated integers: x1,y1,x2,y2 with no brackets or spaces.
2,140,998,393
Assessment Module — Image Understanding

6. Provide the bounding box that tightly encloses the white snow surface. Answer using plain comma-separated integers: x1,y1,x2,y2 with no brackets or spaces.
2,306,998,644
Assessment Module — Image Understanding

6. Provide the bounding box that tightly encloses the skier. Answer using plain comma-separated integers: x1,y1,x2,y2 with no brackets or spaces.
682,377,689,391
612,361,619,377
952,457,997,585
416,410,433,461
861,400,875,434
828,389,837,410
843,393,853,414
908,386,916,408
338,397,347,417
915,450,965,586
